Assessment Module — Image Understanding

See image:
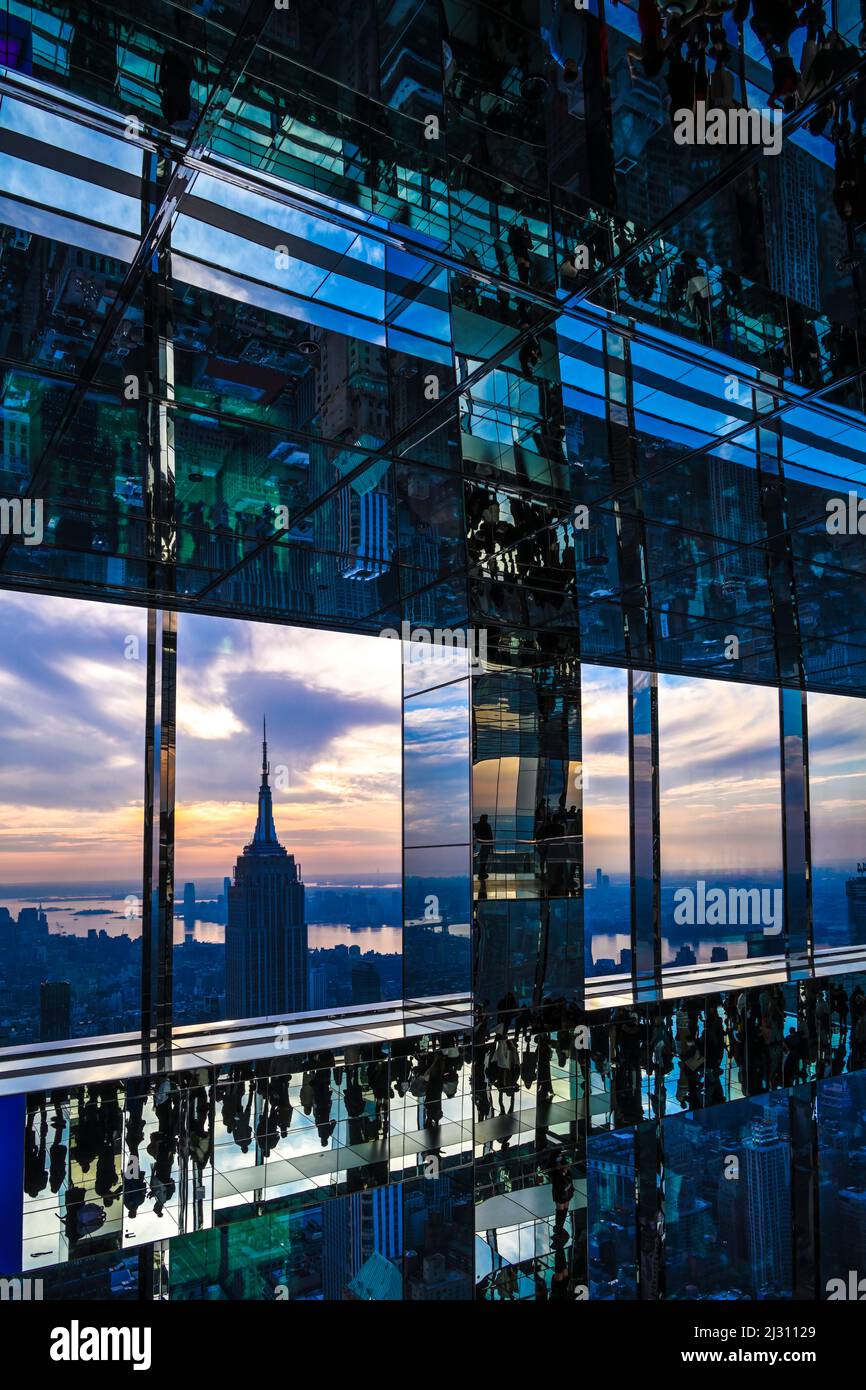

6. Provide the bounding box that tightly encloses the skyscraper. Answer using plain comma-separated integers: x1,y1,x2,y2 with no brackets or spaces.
39,980,71,1042
225,720,308,1020
182,882,196,944
742,1117,792,1295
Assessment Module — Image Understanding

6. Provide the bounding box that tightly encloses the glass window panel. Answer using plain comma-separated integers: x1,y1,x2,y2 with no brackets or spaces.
0,592,146,1044
403,677,470,849
403,844,471,999
173,614,401,1025
658,674,784,982
582,664,630,992
808,691,866,954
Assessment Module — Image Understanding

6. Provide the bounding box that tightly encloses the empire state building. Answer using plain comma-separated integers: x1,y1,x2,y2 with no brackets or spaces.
226,720,308,1019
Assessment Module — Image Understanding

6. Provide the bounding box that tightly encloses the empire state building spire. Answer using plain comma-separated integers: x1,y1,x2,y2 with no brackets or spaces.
227,717,306,1019
249,715,282,853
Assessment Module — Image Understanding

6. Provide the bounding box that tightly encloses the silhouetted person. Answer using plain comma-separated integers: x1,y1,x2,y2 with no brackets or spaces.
475,813,494,885
549,1151,574,1245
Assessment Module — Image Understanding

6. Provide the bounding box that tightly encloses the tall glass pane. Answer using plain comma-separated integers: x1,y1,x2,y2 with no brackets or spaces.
808,692,866,956
582,663,631,1001
658,674,784,987
0,592,146,1044
173,614,401,1024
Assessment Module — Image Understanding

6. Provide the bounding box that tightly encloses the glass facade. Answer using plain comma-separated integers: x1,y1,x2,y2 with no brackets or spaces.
2,0,866,1314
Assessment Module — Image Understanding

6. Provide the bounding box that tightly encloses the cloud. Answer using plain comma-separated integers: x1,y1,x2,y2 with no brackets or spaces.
0,597,401,884
657,675,783,872
808,691,866,867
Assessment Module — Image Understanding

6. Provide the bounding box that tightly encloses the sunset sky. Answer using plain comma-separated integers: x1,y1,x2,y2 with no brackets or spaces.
657,673,784,876
0,594,864,890
173,612,401,882
581,664,631,877
0,593,148,885
0,593,401,886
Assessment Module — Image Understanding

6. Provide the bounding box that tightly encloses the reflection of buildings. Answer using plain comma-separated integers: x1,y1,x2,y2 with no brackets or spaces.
846,862,866,934
0,405,30,486
37,246,128,372
588,1134,638,1295
404,1177,473,1300
708,460,764,587
764,145,820,312
226,721,308,1018
376,0,440,116
667,1173,713,1258
407,1252,468,1299
838,1188,866,1273
323,1185,403,1300
588,1143,633,1213
322,1198,357,1300
741,1117,791,1294
309,328,395,607
403,898,470,998
608,29,665,173
338,483,391,580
